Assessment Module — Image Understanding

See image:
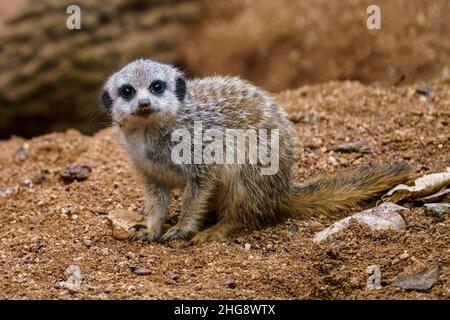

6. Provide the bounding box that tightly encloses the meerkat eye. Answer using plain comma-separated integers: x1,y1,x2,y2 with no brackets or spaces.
149,80,166,95
119,84,135,100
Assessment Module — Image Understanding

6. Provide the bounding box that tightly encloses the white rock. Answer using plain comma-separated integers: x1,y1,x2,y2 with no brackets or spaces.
313,202,408,243
107,209,143,240
58,265,84,292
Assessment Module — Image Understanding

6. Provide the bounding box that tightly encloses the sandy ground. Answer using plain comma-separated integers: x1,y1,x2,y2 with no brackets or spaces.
0,79,449,299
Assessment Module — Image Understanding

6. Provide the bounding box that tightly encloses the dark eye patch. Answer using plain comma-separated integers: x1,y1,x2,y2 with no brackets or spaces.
119,84,135,100
175,77,186,101
102,90,113,110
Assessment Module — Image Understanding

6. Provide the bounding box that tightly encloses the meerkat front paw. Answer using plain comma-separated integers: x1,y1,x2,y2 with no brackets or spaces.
159,225,192,243
129,224,161,243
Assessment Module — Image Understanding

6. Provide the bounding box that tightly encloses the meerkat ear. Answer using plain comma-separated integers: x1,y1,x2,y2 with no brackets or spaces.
175,77,186,102
102,90,113,110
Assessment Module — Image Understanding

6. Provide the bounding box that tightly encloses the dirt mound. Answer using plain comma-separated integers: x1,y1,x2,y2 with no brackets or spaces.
0,79,448,299
0,0,449,138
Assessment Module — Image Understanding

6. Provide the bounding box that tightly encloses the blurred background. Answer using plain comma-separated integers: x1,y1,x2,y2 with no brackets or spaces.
0,0,449,138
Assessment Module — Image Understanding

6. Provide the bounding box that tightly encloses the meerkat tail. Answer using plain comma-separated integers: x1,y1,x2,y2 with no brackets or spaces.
285,163,411,217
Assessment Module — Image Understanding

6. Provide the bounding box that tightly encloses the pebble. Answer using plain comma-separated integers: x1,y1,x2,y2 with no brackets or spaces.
329,140,371,154
394,266,440,291
224,279,236,289
126,252,135,259
107,209,144,240
58,265,84,292
0,187,14,197
399,252,409,260
168,271,179,280
327,156,339,166
314,202,408,243
289,224,299,233
59,164,92,184
33,174,46,185
416,86,432,95
132,267,152,276
244,243,251,251
83,239,92,247
423,203,449,217
15,147,28,161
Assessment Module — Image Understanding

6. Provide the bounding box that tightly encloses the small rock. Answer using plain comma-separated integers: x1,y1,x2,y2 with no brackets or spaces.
394,266,440,291
132,267,152,276
101,248,110,256
399,252,409,260
126,252,135,259
314,202,408,243
0,187,14,197
416,86,432,96
224,279,236,289
168,271,179,280
33,174,46,185
193,283,202,291
83,239,92,247
266,243,274,250
60,164,91,184
58,265,84,292
244,243,251,251
15,147,28,161
289,224,299,233
306,137,323,149
107,209,144,240
423,203,449,217
329,140,371,154
327,156,338,166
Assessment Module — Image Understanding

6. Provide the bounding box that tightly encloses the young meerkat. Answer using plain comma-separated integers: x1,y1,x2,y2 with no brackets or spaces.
102,59,410,244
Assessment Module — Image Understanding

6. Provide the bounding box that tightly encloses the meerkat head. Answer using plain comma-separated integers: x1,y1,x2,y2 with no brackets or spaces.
102,59,186,127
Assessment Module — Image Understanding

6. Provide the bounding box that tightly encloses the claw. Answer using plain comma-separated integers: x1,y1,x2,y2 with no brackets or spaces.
128,225,160,243
159,226,190,243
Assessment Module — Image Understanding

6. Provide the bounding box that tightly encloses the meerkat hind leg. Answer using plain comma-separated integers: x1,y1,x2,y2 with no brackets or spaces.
189,217,238,244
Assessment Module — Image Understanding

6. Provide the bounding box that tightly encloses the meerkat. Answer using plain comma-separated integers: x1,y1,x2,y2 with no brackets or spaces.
101,59,410,244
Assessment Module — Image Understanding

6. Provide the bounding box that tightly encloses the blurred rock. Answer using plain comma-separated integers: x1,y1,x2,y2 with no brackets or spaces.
60,164,91,183
394,266,440,291
329,140,371,154
424,203,449,217
58,265,84,292
314,202,407,243
224,279,236,289
107,209,143,240
132,267,152,276
0,186,14,197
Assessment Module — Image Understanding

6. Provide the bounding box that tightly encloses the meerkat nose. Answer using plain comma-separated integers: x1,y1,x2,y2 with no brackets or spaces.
138,98,151,108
